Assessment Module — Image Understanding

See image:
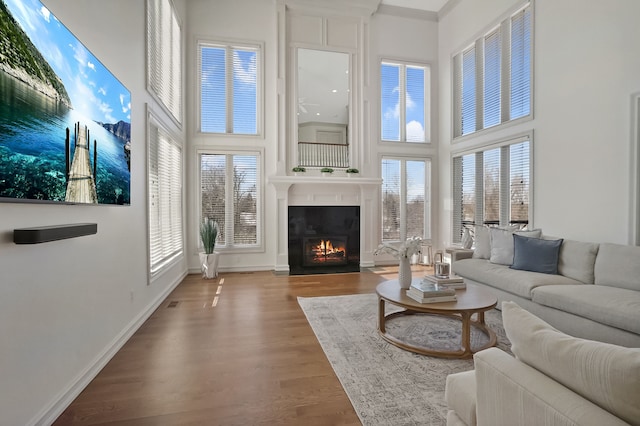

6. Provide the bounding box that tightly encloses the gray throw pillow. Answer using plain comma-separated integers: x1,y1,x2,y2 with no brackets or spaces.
510,234,563,274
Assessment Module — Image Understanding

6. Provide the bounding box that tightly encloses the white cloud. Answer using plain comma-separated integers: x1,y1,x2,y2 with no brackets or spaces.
233,51,257,84
98,87,106,96
87,61,96,71
120,94,130,114
40,6,50,22
406,120,425,142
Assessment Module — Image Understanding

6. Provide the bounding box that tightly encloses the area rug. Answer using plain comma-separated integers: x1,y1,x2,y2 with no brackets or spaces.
298,293,511,426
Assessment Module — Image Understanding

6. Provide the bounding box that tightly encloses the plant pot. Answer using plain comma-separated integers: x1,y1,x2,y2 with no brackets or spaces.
294,172,305,177
322,172,332,177
199,252,219,279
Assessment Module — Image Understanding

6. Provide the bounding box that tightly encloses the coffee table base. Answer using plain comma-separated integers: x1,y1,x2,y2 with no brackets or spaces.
378,300,497,359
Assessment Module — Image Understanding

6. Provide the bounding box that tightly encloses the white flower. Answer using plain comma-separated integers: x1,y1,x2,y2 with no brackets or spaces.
374,236,422,259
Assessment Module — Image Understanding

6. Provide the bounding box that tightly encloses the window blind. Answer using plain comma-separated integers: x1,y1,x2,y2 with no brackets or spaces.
148,120,183,275
381,159,401,240
200,152,260,248
461,46,477,136
381,63,401,141
510,6,532,120
484,28,501,128
199,43,260,134
406,160,425,237
452,136,530,243
146,0,182,124
406,66,425,142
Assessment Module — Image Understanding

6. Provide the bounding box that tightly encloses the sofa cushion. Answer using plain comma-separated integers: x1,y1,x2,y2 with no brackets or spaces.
594,243,640,291
489,228,542,265
502,301,640,426
472,226,491,259
445,370,476,426
454,258,582,299
511,234,562,274
557,239,599,284
531,285,640,335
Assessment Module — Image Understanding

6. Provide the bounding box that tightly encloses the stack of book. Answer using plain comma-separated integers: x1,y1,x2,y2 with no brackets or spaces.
423,274,466,289
406,280,457,303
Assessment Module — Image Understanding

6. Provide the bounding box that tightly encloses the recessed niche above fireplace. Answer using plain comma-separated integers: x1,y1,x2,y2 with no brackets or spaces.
289,206,360,275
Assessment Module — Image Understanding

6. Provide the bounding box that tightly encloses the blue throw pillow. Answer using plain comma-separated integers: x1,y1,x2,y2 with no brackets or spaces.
510,234,563,274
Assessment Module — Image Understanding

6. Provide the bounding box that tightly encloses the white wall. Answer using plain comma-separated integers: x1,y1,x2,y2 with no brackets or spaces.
437,0,640,246
0,1,188,424
185,0,279,273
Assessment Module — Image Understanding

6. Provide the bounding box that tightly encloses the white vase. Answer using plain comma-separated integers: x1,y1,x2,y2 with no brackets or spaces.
199,252,219,279
398,257,412,289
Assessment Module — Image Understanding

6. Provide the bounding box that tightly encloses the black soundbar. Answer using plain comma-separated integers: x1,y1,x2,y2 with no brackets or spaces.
13,223,98,244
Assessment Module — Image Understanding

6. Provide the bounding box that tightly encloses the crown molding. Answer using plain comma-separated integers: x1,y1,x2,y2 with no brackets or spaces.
284,0,381,17
376,4,438,21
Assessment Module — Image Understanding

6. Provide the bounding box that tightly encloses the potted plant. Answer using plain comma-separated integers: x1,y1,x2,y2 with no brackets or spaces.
199,218,219,279
320,167,334,177
292,166,306,176
346,168,359,177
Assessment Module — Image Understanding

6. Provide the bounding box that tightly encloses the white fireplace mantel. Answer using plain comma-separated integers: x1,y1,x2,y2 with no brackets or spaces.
268,175,382,273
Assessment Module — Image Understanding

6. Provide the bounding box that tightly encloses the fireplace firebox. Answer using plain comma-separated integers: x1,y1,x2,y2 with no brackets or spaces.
303,236,348,266
288,206,360,275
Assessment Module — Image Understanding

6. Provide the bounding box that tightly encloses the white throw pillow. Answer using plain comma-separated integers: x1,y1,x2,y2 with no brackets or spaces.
472,226,491,259
489,228,542,265
502,301,640,426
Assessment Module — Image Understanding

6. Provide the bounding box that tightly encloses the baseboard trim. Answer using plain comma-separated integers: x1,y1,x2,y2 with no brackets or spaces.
31,269,188,426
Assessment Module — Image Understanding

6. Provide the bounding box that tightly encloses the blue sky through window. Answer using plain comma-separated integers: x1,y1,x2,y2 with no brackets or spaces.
381,62,426,142
4,0,131,125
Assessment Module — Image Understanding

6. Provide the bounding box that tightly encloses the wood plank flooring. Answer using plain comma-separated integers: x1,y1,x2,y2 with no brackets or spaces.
54,265,431,425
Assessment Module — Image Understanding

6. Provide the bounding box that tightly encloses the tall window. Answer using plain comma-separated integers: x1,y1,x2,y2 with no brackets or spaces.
200,152,261,248
453,2,532,138
146,0,182,124
381,158,430,241
148,112,183,276
452,136,531,243
381,61,430,143
199,41,261,135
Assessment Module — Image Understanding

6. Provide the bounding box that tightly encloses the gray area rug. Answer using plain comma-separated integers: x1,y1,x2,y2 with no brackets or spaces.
298,293,511,426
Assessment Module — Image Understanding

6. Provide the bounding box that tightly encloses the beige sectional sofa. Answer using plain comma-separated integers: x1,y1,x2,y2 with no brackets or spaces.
445,302,640,426
451,229,640,347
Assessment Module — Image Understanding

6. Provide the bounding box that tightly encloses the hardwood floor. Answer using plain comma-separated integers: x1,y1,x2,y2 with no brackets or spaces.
54,265,431,425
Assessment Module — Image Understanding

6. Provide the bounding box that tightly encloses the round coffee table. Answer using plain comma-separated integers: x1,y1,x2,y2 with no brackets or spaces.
376,279,498,359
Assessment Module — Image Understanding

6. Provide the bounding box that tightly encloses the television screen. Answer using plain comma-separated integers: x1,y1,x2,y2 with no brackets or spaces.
0,0,131,205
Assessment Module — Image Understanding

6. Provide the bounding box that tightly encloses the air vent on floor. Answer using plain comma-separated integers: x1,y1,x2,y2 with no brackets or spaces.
167,301,179,308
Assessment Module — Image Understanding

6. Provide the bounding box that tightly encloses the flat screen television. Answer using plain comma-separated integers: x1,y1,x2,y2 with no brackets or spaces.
0,0,131,205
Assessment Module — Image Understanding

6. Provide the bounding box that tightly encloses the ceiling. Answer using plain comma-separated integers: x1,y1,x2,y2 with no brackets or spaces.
380,0,449,12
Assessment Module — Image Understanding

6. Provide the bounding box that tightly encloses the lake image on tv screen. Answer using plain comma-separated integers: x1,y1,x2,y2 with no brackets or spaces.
0,0,131,205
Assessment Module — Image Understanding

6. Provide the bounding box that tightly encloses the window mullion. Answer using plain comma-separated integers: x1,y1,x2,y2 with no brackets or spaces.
226,46,234,134
500,146,510,225
400,160,407,240
475,152,484,226
400,65,407,142
225,154,234,245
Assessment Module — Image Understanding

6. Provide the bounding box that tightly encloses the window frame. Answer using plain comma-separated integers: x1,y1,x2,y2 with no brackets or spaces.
451,133,533,244
380,58,431,144
147,106,184,281
380,156,432,244
197,147,264,254
197,39,264,137
146,0,183,127
452,1,533,141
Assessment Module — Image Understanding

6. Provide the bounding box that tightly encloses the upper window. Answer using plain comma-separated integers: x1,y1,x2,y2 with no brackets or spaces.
452,136,531,243
200,152,261,249
148,111,183,277
199,42,261,135
146,0,182,124
453,3,532,138
381,61,430,143
381,158,431,242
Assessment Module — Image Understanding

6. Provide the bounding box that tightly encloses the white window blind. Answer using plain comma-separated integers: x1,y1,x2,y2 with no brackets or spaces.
200,152,260,248
453,2,532,138
200,42,260,135
381,158,430,242
146,0,182,124
148,118,183,275
381,61,429,143
452,136,531,243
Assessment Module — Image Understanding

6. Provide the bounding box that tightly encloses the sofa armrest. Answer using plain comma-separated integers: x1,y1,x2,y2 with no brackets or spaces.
451,248,473,262
474,348,630,426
